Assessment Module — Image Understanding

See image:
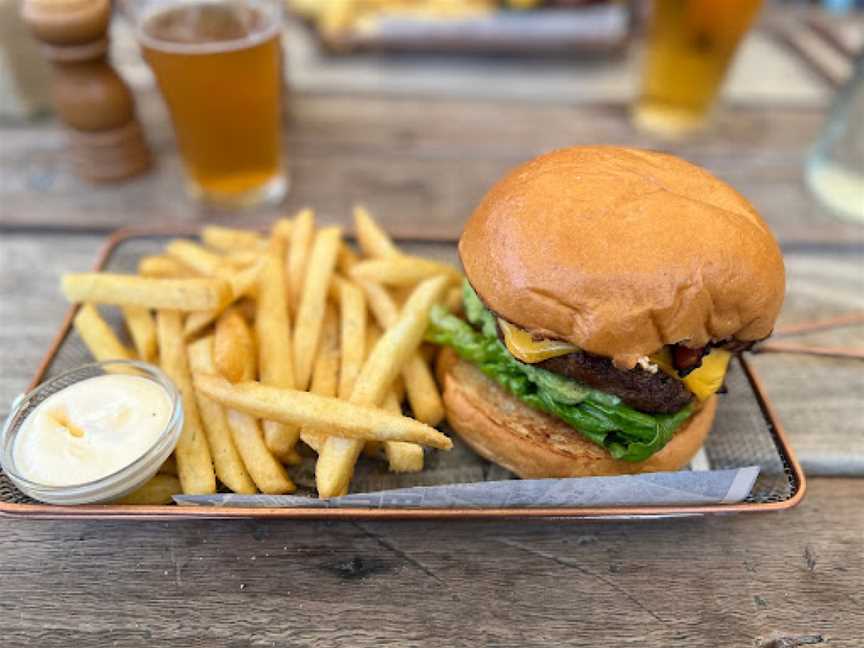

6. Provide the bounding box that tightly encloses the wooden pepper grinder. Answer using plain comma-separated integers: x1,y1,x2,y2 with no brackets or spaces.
21,0,152,182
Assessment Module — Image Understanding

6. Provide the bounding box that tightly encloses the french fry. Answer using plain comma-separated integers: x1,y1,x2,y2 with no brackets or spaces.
318,0,356,38
360,323,383,460
225,409,296,494
401,356,444,425
316,275,449,497
257,235,301,461
63,274,231,312
214,308,257,383
315,304,341,396
352,278,446,407
337,279,366,399
223,258,265,295
187,336,257,495
383,385,425,472
354,205,400,258
183,261,263,338
117,474,181,505
358,280,445,425
293,226,342,390
121,306,157,363
272,218,293,243
220,257,262,300
165,238,266,282
302,430,325,453
287,208,315,312
350,256,460,288
385,441,424,473
383,390,402,414
74,304,135,362
159,455,178,476
202,225,265,252
444,285,463,314
361,279,402,327
299,305,340,452
166,239,227,277
183,312,217,339
362,388,402,461
194,374,452,450
157,310,216,495
224,249,263,268
168,239,265,309
168,238,263,294
337,243,360,274
365,308,424,472
138,255,197,279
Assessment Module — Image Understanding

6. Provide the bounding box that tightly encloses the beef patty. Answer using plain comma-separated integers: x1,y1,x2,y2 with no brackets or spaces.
487,302,694,413
536,352,693,414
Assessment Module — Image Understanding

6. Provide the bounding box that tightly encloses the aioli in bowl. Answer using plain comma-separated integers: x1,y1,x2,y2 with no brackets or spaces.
1,360,183,505
13,373,173,486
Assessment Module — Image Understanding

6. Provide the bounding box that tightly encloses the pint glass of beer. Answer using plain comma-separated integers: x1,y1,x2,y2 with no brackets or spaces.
634,0,763,136
124,0,286,207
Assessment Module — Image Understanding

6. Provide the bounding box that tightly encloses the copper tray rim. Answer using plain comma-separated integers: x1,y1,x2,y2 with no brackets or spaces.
0,226,807,520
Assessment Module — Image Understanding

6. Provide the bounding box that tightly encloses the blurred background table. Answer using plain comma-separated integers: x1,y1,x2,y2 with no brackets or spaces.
0,3,862,647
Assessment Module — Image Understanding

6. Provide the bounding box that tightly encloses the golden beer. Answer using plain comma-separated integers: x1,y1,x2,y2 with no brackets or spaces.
138,1,285,206
635,0,763,135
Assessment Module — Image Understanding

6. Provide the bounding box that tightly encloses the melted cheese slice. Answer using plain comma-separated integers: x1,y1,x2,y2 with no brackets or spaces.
651,348,732,401
498,319,579,363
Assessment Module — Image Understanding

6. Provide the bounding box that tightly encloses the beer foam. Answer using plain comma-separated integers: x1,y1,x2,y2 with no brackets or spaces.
138,1,280,55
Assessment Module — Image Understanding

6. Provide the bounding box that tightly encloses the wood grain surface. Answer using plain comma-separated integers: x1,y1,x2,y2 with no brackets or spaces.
1,93,863,246
0,478,860,648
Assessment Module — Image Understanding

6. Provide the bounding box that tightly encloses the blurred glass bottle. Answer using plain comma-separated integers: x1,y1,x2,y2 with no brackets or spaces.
806,55,864,224
634,0,763,136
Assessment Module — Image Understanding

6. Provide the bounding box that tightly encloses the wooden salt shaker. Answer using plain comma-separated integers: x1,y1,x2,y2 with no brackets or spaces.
21,0,151,182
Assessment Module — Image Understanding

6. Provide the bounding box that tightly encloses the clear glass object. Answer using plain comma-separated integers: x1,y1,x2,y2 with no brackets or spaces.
806,55,864,224
1,360,182,505
122,0,287,208
633,0,763,136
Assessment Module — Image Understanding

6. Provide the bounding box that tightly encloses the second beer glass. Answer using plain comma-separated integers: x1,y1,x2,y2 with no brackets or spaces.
634,0,763,136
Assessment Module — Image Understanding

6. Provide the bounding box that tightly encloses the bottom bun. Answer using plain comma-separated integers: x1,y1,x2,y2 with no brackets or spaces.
437,347,716,478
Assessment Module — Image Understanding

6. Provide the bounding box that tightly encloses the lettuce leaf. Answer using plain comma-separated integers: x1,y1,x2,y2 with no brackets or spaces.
427,283,693,462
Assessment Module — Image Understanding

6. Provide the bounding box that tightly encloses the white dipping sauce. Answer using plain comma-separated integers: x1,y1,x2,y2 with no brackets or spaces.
13,374,172,486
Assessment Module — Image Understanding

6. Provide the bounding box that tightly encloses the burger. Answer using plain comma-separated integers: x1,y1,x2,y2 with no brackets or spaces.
427,146,785,477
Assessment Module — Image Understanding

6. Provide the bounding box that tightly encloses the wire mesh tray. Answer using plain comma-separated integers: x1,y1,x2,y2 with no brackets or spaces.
0,228,806,519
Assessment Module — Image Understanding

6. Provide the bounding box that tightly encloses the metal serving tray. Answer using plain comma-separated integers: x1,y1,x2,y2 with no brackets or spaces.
0,228,806,519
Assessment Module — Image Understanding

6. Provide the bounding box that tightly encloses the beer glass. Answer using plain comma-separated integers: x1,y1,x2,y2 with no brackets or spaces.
123,0,286,207
634,0,763,136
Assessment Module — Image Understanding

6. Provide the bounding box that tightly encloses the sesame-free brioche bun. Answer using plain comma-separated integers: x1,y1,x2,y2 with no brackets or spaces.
459,146,785,369
437,348,716,478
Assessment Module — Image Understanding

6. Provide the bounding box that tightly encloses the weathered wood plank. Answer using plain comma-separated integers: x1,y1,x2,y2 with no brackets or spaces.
1,94,861,245
0,478,860,648
0,233,102,407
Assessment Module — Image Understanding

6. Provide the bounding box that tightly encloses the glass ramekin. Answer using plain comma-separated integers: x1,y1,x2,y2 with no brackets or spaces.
1,360,183,505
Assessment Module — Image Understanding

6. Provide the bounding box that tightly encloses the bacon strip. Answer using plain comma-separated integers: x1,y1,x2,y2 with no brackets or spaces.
672,345,708,376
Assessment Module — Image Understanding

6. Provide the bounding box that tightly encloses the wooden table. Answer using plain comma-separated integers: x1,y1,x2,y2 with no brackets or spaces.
1,21,863,647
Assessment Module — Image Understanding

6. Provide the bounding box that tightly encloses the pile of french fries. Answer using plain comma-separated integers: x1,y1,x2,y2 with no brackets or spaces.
61,207,463,504
288,0,500,41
